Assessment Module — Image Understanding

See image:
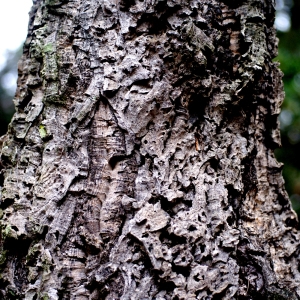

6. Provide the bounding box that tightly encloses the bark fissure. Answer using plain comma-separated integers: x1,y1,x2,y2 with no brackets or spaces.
0,0,300,299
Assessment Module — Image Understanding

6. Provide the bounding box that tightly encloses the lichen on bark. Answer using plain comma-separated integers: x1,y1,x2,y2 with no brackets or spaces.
0,0,300,299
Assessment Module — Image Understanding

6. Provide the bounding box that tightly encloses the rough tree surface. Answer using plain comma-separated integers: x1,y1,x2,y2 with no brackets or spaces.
0,0,299,299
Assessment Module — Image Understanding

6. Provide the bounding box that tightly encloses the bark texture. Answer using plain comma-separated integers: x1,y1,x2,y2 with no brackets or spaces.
0,0,299,299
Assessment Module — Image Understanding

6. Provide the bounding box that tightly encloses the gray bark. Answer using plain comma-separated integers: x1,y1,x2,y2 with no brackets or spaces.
0,0,299,299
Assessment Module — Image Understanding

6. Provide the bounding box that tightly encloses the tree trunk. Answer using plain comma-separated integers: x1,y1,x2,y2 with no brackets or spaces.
0,0,299,299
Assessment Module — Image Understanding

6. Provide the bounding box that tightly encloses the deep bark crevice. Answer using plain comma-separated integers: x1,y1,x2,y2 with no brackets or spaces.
0,0,299,299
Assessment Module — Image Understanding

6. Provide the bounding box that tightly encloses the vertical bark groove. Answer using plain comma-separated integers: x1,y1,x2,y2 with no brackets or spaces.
0,0,300,299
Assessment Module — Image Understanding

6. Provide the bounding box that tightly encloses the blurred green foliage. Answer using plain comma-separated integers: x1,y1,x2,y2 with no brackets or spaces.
275,0,300,215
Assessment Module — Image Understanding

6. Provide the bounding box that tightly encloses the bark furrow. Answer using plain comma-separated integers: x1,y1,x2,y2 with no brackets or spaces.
0,0,299,299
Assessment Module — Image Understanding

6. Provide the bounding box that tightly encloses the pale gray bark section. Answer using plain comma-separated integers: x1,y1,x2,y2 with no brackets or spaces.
0,0,299,299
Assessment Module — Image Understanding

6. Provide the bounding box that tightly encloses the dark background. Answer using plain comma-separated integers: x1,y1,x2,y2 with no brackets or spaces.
0,1,300,214
275,0,300,215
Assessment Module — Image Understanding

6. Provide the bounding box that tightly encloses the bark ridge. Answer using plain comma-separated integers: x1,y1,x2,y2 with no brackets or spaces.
0,0,300,299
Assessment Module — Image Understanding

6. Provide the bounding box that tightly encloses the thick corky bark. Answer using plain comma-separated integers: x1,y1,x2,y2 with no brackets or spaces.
0,0,300,299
